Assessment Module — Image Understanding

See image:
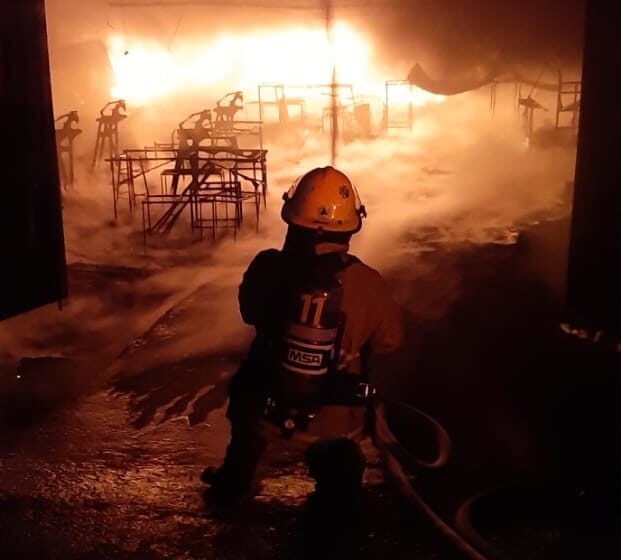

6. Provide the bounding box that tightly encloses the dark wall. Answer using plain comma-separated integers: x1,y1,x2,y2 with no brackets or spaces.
567,2,621,329
0,1,67,320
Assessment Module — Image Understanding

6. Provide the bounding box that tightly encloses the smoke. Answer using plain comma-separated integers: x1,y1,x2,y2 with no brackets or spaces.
269,91,575,322
4,97,574,377
0,1,577,380
347,0,584,72
46,0,584,113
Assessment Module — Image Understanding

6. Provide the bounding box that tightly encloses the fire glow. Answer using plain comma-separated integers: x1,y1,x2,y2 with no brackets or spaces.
106,23,444,108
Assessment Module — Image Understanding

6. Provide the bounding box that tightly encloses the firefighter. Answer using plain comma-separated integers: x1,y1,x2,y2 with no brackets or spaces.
201,166,404,508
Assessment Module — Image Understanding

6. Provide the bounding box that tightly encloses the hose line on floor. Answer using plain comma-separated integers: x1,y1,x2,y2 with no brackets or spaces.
377,400,489,560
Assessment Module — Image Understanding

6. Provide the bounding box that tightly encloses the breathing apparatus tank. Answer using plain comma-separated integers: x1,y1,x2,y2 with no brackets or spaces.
276,263,344,411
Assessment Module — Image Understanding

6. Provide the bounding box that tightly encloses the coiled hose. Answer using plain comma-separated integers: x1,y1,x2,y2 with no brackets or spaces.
376,400,490,560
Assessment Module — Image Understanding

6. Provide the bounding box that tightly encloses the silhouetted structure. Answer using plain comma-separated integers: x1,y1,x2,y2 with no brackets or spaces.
168,109,215,194
143,146,266,243
54,110,82,188
91,100,127,169
555,70,581,129
257,83,307,126
567,1,621,329
1,0,67,320
214,91,243,122
518,95,547,147
385,80,413,132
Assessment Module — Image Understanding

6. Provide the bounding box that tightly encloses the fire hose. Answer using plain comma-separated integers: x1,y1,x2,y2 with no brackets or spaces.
455,490,506,560
378,400,490,560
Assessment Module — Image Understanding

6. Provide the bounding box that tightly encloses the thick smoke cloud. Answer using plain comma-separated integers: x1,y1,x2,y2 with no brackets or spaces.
341,0,584,73
0,0,579,382
46,1,584,77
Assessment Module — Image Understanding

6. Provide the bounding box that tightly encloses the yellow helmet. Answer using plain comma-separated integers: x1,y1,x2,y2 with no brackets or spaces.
281,166,367,233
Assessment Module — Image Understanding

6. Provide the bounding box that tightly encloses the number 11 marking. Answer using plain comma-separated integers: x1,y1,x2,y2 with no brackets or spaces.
300,294,326,326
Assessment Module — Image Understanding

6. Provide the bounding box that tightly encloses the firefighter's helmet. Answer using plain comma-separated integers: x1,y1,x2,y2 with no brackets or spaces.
281,166,366,233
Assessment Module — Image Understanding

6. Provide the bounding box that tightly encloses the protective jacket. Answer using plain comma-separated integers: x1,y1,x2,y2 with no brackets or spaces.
229,241,403,446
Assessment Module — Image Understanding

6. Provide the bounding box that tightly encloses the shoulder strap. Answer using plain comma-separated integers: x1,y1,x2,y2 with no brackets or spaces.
340,253,361,268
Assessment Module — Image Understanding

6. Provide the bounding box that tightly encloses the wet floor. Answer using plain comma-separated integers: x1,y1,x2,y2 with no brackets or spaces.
0,280,442,560
3,217,619,559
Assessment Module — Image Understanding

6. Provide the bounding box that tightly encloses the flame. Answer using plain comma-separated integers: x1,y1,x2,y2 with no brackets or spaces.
108,39,177,104
107,23,444,110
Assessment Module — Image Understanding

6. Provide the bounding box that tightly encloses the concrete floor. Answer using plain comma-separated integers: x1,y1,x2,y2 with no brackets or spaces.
1,216,619,559
0,283,442,560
